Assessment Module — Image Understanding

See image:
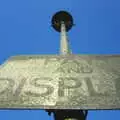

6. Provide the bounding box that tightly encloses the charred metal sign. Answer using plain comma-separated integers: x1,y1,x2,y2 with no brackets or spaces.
0,55,120,109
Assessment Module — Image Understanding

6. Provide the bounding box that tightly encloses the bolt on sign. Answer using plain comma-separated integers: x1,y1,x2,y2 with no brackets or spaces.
0,55,120,109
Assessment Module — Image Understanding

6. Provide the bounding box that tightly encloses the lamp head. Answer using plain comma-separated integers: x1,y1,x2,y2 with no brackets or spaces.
51,11,74,32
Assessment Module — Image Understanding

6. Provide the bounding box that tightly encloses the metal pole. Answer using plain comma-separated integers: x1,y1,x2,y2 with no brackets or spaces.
60,21,71,55
46,109,88,120
46,11,88,120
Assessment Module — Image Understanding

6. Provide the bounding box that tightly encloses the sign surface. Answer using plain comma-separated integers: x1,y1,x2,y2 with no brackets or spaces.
0,55,120,109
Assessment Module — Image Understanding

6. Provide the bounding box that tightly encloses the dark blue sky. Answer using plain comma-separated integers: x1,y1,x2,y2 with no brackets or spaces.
0,0,120,119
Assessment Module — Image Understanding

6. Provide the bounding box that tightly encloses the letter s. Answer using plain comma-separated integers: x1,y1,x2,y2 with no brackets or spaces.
24,77,54,97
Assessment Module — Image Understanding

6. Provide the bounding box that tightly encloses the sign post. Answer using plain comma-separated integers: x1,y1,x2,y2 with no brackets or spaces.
48,11,88,120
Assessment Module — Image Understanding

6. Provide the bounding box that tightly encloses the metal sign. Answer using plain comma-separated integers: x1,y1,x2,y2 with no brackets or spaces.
0,55,120,109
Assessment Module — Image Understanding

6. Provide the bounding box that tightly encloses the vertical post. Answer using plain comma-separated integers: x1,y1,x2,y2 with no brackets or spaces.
46,11,88,120
60,21,71,55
